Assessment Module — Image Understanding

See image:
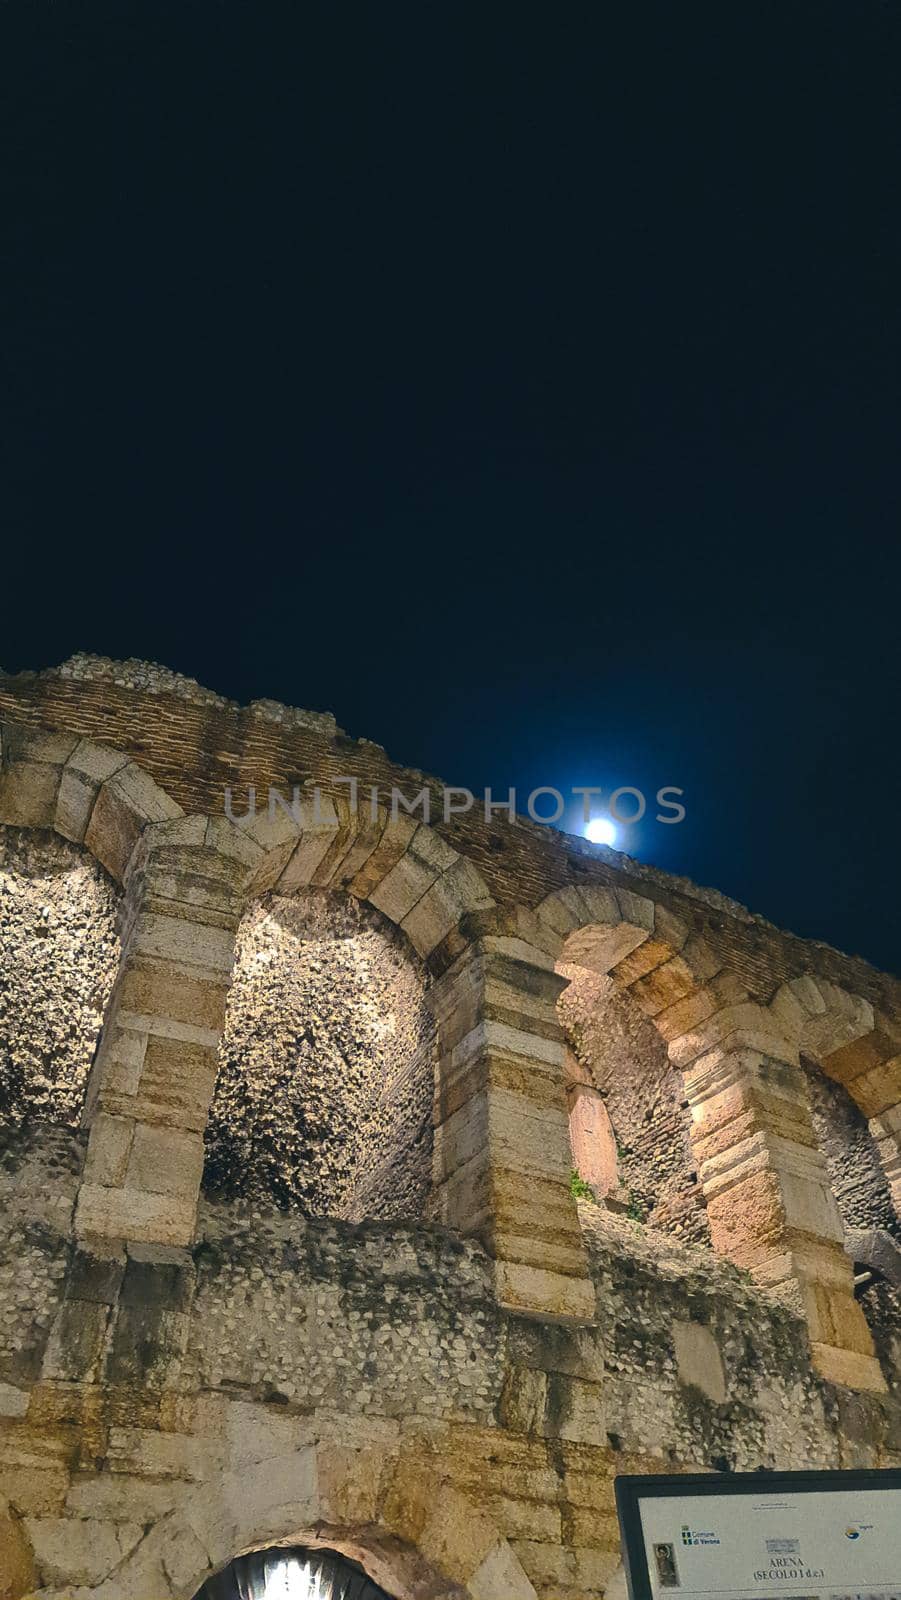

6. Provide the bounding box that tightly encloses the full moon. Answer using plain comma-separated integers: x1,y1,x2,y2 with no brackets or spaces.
585,817,617,847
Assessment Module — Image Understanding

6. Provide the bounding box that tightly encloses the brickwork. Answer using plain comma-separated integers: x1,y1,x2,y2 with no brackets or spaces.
0,659,900,1598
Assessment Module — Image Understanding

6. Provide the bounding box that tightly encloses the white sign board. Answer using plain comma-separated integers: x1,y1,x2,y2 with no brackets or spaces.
616,1470,901,1600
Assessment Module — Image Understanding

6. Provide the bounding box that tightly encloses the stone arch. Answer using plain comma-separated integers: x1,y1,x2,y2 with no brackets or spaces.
0,720,197,1228
219,787,496,962
0,718,184,882
81,1445,537,1600
776,974,901,1227
519,884,888,1390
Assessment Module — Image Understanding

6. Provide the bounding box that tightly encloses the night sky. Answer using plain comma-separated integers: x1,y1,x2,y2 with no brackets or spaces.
3,3,900,972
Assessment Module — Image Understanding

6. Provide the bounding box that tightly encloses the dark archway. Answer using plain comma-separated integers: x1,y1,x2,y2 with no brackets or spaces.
195,1545,396,1600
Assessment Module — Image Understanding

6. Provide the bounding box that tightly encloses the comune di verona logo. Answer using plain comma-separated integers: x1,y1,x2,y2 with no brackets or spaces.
680,1524,721,1547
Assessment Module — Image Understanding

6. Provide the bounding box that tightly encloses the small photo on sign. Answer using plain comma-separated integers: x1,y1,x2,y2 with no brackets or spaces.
652,1543,680,1587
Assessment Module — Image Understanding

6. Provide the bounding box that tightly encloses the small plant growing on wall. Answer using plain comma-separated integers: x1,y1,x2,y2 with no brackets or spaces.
569,1169,598,1203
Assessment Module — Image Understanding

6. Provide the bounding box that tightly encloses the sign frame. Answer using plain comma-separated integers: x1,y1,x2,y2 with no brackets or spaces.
614,1467,901,1600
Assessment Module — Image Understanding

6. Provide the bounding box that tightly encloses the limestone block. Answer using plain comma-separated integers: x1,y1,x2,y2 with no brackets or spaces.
40,1298,112,1383
402,857,495,957
494,1260,596,1323
655,973,745,1045
181,1450,319,1570
24,1516,143,1587
85,765,183,881
415,1485,499,1584
0,1498,35,1600
0,1464,69,1521
64,1474,181,1522
561,920,648,975
482,933,559,972
315,1443,385,1525
0,1385,29,1419
536,893,583,940
627,953,698,1017
116,961,230,1032
567,1085,618,1195
609,935,673,988
104,1033,219,1130
63,738,129,784
126,1124,205,1200
510,906,564,960
672,1320,726,1403
368,828,449,925
130,912,236,975
54,769,100,844
315,809,385,890
194,812,252,858
83,1114,135,1188
55,742,129,842
810,1342,888,1394
843,1056,901,1118
572,883,620,926
652,901,691,953
544,1374,606,1444
2,727,79,766
274,798,342,894
469,1540,538,1600
345,810,417,899
104,1427,223,1481
75,1182,196,1247
614,887,655,930
498,1367,549,1436
0,760,63,829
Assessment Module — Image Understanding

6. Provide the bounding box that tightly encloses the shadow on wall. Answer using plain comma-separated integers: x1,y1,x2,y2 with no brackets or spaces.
0,825,120,1135
558,964,711,1246
203,889,437,1222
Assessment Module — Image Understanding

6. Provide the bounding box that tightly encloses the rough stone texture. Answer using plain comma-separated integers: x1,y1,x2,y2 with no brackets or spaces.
204,891,437,1221
186,1197,503,1416
0,1127,81,1392
0,1134,899,1600
558,967,710,1244
0,829,120,1132
805,1054,899,1238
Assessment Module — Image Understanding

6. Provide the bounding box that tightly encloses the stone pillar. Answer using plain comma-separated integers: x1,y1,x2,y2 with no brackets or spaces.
430,937,595,1322
683,1038,886,1392
75,821,246,1247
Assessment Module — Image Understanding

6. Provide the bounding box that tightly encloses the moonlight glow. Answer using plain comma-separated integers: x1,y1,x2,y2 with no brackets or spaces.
584,817,617,847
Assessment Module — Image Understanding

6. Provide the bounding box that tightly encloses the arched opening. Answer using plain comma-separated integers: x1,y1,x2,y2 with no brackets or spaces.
556,957,710,1246
194,1546,397,1600
0,825,121,1136
802,1054,901,1338
203,888,437,1220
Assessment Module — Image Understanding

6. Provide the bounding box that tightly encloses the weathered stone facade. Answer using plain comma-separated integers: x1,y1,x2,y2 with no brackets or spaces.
0,656,899,1600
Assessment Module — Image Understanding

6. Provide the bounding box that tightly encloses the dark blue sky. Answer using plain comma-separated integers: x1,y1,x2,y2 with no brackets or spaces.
3,2,900,971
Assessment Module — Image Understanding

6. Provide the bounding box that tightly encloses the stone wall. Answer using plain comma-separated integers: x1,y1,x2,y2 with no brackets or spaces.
1,1131,900,1600
203,890,436,1220
0,828,119,1133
